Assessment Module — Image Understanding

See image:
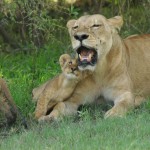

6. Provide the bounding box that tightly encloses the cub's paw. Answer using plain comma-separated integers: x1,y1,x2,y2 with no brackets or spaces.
38,115,55,124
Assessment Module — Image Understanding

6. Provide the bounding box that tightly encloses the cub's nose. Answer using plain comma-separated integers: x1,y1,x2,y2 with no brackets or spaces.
74,33,89,41
71,67,77,72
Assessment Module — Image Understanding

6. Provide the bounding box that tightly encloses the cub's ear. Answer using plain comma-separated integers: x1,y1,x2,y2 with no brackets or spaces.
66,19,76,28
59,54,71,68
107,16,123,31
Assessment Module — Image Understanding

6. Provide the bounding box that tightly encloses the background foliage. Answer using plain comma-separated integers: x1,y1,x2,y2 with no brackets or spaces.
0,0,150,53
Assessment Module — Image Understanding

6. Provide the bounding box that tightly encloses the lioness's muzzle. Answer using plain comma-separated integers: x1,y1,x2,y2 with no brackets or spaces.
76,46,97,67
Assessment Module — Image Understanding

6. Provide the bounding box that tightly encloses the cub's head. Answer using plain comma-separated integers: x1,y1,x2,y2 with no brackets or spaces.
59,54,80,78
67,14,123,71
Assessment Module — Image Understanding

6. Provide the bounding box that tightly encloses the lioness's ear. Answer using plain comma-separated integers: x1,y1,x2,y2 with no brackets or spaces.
66,19,76,28
107,16,123,30
59,54,71,68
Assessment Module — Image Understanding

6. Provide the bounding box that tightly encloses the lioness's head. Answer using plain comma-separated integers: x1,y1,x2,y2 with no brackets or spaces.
59,54,80,78
67,14,123,71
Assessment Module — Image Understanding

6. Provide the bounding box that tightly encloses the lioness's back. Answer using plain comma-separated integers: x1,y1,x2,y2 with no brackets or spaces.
123,34,150,95
124,34,150,50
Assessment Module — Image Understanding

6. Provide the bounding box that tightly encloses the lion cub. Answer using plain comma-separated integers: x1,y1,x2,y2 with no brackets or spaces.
34,54,83,120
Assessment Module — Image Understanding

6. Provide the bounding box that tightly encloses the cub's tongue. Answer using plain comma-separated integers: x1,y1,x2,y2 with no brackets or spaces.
79,50,94,62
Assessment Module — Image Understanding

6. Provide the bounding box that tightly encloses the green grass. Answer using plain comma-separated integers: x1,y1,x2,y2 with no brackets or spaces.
1,106,150,150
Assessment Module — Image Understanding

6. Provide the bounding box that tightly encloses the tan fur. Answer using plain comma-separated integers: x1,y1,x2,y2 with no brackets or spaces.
34,54,91,122
0,79,17,125
43,14,150,121
32,81,49,102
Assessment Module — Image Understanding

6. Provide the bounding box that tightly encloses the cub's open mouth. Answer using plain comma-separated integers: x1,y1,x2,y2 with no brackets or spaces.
76,46,97,67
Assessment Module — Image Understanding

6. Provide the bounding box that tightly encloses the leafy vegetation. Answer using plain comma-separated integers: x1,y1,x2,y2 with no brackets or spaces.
0,0,150,52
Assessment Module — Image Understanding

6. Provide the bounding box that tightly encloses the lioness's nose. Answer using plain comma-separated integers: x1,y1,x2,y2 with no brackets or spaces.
74,33,89,41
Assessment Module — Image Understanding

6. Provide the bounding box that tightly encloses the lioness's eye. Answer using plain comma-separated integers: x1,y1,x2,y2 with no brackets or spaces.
72,26,78,30
92,24,102,28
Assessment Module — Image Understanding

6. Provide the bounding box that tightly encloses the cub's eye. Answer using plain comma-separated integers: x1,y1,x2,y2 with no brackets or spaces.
68,61,72,65
72,26,78,30
92,24,102,28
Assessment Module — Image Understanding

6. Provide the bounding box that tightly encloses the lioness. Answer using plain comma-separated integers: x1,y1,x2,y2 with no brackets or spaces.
34,54,91,121
0,79,17,125
43,14,150,120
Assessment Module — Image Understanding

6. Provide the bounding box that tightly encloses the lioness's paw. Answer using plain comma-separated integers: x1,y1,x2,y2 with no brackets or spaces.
104,107,125,119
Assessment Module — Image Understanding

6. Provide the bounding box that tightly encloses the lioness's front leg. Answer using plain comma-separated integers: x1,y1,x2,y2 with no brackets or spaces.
38,101,78,123
104,91,134,118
